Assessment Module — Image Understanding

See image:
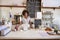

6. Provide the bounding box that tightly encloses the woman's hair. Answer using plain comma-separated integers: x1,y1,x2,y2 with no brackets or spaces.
22,10,29,16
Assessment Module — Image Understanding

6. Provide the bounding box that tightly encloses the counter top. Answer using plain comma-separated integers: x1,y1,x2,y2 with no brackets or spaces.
0,29,60,39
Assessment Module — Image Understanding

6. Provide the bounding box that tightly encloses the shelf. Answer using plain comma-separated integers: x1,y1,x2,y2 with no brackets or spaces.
0,5,26,8
42,17,53,19
0,5,60,9
41,7,60,9
42,18,53,20
42,13,53,15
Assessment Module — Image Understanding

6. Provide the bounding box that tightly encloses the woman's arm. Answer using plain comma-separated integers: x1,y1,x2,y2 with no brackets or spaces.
29,21,33,29
20,21,23,25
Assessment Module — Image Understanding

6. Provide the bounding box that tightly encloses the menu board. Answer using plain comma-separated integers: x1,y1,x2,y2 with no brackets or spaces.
42,0,60,7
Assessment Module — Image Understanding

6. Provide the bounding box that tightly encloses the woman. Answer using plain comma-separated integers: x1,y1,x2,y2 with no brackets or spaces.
20,10,32,31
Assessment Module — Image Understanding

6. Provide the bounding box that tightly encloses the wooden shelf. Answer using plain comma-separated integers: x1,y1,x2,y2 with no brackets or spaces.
0,5,60,9
0,5,26,8
41,6,60,9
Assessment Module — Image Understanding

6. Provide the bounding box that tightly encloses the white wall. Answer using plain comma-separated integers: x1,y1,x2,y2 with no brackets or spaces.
1,7,10,20
41,8,60,29
0,0,26,20
0,7,1,19
0,0,26,6
42,0,60,7
0,7,26,20
0,0,1,19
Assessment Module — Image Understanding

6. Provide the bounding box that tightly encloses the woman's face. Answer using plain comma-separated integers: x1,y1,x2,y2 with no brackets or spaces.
24,12,28,18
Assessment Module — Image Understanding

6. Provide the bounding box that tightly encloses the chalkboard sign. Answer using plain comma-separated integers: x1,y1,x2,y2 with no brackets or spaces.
27,0,41,18
34,19,41,28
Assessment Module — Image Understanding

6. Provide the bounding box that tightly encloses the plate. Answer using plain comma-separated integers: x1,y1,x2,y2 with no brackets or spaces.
47,31,56,35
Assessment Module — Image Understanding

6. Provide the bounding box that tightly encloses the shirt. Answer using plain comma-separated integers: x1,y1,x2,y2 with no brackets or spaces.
21,16,31,24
